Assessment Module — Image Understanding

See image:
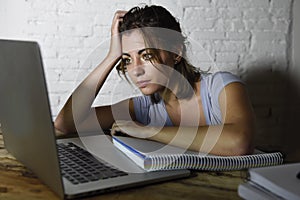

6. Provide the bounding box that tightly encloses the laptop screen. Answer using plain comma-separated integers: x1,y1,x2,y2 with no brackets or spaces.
0,40,64,198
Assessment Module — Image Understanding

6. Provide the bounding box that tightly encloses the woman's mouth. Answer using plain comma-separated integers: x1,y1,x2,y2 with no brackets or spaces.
136,80,150,88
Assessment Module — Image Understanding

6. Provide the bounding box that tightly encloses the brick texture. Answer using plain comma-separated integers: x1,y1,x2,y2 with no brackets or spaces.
0,0,297,155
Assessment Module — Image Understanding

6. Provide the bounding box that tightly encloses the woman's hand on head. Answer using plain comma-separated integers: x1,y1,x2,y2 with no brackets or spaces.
111,10,127,35
108,10,127,58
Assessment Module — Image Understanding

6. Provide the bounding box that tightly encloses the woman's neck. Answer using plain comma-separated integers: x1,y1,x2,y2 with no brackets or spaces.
160,80,201,105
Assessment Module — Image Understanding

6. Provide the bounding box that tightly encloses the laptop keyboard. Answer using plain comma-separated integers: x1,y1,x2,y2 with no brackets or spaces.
57,142,128,184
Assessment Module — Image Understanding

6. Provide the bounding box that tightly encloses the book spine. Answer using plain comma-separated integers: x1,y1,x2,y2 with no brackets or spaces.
145,153,283,171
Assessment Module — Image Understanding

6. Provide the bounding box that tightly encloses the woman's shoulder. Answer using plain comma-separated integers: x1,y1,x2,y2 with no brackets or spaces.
201,71,243,86
200,71,244,98
201,71,240,81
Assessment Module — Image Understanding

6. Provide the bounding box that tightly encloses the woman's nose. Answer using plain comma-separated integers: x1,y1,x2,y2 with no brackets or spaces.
131,59,145,77
131,65,145,77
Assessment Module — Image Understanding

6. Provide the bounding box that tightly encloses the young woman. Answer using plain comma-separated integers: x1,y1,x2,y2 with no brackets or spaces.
54,5,255,156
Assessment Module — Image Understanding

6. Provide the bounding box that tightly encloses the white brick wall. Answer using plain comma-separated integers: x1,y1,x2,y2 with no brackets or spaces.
0,0,297,151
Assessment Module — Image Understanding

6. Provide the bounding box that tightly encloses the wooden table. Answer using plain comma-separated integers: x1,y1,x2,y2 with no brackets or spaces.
0,132,248,200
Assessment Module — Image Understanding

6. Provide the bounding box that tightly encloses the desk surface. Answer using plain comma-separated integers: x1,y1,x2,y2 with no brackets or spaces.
0,133,247,200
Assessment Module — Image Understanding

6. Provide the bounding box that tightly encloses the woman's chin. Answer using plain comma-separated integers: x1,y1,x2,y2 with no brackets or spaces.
137,84,164,95
139,87,156,95
140,89,154,96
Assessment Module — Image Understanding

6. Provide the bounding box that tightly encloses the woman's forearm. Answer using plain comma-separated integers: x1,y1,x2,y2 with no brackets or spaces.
150,123,254,156
54,54,120,133
55,11,126,134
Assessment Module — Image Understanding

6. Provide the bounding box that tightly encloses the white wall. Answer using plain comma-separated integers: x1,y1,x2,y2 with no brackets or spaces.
292,0,300,73
0,0,296,152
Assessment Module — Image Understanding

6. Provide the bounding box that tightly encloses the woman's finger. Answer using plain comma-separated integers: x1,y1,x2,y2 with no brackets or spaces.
111,10,127,35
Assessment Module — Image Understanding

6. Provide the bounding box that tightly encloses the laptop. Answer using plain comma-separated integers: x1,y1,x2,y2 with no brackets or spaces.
0,39,191,199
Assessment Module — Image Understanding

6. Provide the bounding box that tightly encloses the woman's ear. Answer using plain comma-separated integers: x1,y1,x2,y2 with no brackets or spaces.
173,54,182,64
174,56,181,64
173,44,183,64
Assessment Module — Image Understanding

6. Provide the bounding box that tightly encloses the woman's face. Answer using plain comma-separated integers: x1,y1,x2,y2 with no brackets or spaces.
121,30,174,95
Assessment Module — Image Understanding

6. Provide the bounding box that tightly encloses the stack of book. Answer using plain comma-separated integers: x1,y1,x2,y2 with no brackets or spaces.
238,163,300,199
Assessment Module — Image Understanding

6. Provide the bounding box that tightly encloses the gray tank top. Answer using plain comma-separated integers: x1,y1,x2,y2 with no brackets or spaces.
133,71,244,126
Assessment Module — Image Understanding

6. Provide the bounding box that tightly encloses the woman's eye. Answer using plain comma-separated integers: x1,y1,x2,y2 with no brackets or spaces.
143,53,153,61
122,58,131,66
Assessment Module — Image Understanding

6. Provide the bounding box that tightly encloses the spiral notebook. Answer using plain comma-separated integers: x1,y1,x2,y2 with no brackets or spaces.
112,136,283,171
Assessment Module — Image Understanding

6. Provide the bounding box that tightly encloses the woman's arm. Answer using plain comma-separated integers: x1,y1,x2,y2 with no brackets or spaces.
156,82,255,156
112,82,255,156
54,11,127,134
54,55,119,133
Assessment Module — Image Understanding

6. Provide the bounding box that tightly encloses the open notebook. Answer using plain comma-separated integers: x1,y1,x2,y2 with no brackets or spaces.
112,136,284,172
